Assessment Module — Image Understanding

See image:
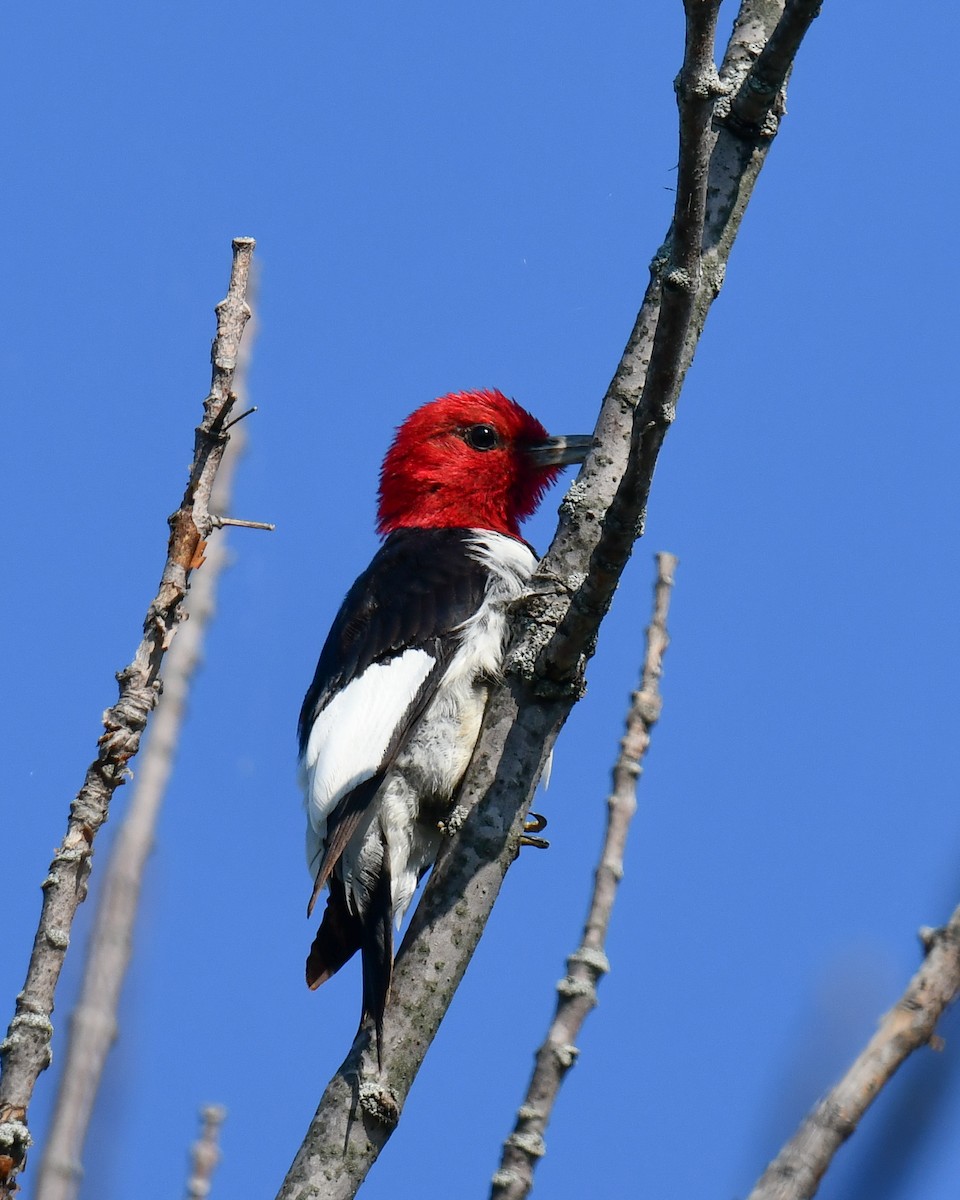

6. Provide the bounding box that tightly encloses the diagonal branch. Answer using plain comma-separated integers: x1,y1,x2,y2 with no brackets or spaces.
491,552,678,1200
0,237,256,1197
275,3,823,1196
746,911,960,1200
543,0,720,685
32,289,259,1200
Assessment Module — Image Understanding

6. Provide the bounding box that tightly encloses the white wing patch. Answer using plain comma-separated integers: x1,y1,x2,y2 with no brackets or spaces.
299,648,434,868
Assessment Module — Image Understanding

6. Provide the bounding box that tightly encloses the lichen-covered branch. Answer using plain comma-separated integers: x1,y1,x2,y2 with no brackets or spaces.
490,552,677,1200
746,910,960,1200
728,0,823,136
32,293,258,1200
274,3,822,1195
0,237,256,1196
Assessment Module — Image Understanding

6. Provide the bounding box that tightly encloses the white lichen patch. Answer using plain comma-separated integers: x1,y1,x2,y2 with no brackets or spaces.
555,1043,580,1068
0,1120,32,1150
10,1012,54,1035
556,975,595,999
558,476,591,519
506,1131,546,1158
569,947,610,975
358,1079,400,1127
437,804,469,837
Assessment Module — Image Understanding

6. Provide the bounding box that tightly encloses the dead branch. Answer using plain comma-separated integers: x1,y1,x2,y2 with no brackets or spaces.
747,911,960,1200
274,2,822,1196
31,283,259,1200
0,237,256,1197
491,551,678,1200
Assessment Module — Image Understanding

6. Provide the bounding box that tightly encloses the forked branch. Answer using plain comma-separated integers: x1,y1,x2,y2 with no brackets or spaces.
275,2,822,1197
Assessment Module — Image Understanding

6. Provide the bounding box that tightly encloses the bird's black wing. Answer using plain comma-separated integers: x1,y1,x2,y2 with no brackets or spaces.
297,526,491,756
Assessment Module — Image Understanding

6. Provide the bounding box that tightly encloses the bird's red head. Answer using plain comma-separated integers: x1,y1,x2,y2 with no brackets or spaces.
377,390,590,539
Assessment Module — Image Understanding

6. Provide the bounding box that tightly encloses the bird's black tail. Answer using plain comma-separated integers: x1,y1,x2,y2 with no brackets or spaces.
359,861,394,1069
306,860,395,1069
306,876,362,988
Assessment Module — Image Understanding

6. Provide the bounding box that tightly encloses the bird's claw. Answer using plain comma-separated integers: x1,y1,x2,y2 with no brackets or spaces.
520,811,550,850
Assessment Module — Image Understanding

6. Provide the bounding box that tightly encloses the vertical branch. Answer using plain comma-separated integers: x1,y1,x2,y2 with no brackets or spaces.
32,291,259,1200
185,1105,227,1200
491,553,678,1200
0,237,256,1197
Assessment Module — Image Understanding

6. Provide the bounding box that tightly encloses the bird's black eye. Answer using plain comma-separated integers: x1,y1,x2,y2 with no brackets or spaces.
464,423,499,451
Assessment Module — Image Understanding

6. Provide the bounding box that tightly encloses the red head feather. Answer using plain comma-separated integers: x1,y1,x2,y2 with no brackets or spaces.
377,390,568,539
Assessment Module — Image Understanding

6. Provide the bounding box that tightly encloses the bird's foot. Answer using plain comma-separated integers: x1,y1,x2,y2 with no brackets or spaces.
520,811,550,850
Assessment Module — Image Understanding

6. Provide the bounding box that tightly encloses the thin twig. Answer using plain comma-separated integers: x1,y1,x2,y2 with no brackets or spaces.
274,4,821,1195
209,515,276,531
747,912,960,1200
185,1105,227,1200
32,277,258,1200
491,552,678,1200
0,237,256,1196
223,404,257,431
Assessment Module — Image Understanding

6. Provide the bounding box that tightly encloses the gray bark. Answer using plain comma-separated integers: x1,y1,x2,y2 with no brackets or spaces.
274,2,822,1196
0,238,256,1198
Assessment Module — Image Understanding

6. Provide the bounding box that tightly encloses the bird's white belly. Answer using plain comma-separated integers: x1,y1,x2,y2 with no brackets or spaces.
342,675,489,924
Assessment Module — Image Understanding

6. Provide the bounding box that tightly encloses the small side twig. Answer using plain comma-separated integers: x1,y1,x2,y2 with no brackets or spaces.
209,515,276,531
0,237,255,1197
222,404,258,431
747,909,960,1200
490,552,677,1200
185,1105,227,1200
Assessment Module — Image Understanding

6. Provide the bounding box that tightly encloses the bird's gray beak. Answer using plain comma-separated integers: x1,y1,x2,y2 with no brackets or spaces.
526,433,593,467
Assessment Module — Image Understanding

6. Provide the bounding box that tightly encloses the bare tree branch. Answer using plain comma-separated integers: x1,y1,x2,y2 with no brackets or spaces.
728,0,823,136
32,292,259,1200
185,1105,227,1200
491,551,677,1200
0,237,256,1197
275,4,822,1196
747,912,960,1200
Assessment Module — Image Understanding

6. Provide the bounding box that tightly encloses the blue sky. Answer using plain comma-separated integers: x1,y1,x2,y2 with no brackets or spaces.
3,3,959,1198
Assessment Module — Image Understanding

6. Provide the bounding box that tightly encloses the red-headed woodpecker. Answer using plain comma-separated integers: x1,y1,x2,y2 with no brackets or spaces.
297,389,590,1054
